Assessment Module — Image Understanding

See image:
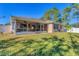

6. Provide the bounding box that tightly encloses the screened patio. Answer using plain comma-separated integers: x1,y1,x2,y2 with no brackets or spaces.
11,16,54,34
15,20,48,34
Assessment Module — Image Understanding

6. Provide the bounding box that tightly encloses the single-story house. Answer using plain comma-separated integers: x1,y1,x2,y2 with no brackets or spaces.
0,16,63,34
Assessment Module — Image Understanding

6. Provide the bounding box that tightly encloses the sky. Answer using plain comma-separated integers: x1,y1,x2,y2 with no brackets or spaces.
0,3,76,24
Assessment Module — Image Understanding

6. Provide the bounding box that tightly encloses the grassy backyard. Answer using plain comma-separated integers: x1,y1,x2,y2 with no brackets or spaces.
0,32,79,56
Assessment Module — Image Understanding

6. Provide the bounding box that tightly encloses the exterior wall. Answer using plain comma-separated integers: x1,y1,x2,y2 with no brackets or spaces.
47,23,53,33
0,23,54,34
0,25,12,33
0,25,3,32
4,25,12,33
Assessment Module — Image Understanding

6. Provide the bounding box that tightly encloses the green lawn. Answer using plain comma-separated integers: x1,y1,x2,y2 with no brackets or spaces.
0,32,79,56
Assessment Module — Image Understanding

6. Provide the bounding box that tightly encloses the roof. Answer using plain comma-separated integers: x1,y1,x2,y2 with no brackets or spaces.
11,16,53,24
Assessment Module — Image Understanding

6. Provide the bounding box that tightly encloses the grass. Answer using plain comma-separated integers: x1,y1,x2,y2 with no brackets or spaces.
0,32,79,56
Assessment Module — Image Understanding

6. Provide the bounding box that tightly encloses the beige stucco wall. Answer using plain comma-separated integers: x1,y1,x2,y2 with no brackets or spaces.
4,25,12,33
47,23,53,33
0,25,12,33
0,26,3,32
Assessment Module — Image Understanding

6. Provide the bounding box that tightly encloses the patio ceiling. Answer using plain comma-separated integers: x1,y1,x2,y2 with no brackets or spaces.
11,16,53,24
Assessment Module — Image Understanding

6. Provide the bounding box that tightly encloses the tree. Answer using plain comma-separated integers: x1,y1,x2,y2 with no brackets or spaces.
43,10,51,20
62,6,72,30
43,7,59,22
72,3,79,27
43,5,73,31
62,6,72,25
72,23,79,28
43,8,63,31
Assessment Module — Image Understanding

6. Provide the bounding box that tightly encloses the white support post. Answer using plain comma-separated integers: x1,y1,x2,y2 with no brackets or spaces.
35,24,37,31
43,24,44,31
27,23,29,31
40,24,41,31
15,20,16,34
13,20,16,34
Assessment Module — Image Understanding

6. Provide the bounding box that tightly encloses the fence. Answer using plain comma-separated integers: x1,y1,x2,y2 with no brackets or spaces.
67,27,79,33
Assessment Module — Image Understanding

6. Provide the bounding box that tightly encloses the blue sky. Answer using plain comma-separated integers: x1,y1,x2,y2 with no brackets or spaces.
0,3,76,24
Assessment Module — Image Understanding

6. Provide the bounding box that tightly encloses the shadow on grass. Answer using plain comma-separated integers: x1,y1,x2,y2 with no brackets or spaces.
10,47,27,56
33,36,70,56
10,39,36,56
10,34,79,56
1,33,79,56
0,37,22,49
69,33,79,55
74,34,79,38
51,36,70,56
